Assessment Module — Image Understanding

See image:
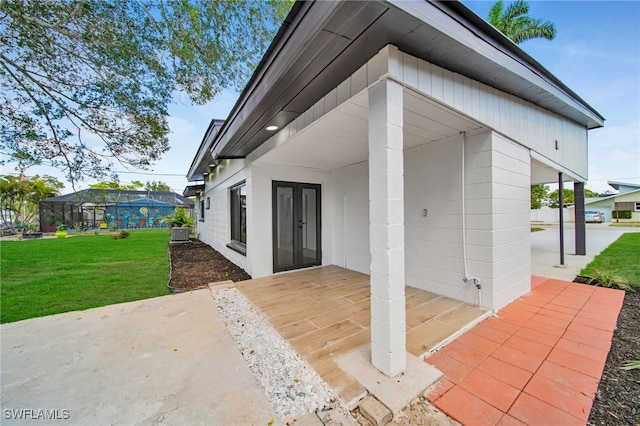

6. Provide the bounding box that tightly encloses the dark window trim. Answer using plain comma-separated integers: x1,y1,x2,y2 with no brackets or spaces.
229,181,247,255
226,241,247,256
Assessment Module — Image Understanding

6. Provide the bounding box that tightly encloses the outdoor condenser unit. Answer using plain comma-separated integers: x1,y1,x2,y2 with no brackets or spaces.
170,227,190,242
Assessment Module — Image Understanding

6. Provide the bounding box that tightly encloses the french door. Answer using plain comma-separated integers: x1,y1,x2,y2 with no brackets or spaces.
272,181,321,272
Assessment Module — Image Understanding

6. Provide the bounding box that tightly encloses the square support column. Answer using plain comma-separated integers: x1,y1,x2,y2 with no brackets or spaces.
368,78,406,377
574,182,586,255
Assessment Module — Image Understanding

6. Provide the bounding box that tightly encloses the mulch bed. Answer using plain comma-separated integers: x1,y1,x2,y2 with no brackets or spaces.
587,288,639,425
168,239,251,290
168,240,638,423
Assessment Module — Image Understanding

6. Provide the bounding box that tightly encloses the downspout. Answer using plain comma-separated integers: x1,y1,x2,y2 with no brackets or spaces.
343,193,348,269
460,132,482,307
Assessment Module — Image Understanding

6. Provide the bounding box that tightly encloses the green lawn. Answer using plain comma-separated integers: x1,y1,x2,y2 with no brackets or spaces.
1,229,171,323
580,232,640,284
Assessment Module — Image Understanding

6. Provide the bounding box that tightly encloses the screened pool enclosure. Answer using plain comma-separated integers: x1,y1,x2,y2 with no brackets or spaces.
39,189,195,232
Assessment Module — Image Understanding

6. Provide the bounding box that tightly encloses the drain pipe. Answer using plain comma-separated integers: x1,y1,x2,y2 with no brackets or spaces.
460,132,482,308
343,193,348,269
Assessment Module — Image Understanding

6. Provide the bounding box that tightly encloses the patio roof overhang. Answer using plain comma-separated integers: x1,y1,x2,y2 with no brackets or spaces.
187,0,605,182
183,184,205,198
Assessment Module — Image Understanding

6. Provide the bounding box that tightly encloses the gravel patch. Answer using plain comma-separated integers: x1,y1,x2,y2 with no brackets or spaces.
212,287,339,421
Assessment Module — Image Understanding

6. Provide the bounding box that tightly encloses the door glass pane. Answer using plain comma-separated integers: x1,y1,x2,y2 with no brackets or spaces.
301,187,318,264
276,186,294,268
239,185,246,243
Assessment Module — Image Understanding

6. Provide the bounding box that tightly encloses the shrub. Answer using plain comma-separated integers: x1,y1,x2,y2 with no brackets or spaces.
612,210,632,219
112,230,130,240
162,207,195,228
589,268,638,292
621,360,640,370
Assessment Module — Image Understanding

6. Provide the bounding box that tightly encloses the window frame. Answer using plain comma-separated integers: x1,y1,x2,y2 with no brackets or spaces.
228,182,247,255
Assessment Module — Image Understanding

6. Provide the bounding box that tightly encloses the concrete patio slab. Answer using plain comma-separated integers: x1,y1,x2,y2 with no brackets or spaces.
0,289,276,425
336,344,442,416
531,223,640,281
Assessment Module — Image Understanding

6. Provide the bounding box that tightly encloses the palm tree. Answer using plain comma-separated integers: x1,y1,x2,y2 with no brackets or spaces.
488,0,556,44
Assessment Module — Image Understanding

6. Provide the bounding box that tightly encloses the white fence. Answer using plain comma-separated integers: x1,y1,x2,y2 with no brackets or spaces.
531,207,570,223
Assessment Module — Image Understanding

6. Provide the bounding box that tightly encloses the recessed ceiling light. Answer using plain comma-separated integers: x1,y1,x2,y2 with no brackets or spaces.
265,125,279,131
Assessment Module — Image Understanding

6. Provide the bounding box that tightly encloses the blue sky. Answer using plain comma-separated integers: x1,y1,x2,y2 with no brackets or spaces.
7,1,639,195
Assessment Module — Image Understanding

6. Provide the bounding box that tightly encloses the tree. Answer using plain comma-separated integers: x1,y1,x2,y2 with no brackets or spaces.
488,0,556,44
546,188,599,208
530,184,549,209
0,1,292,186
89,180,143,190
144,180,172,192
0,174,64,228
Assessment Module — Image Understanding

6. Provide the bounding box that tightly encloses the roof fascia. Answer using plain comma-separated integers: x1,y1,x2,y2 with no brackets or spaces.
392,0,604,128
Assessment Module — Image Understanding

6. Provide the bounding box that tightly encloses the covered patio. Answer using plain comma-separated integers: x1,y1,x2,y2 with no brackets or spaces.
235,265,487,404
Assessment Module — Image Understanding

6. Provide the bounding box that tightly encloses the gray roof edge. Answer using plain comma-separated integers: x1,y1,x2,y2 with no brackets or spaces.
416,1,605,127
608,180,640,191
586,188,640,204
43,189,194,206
187,1,315,180
187,118,225,181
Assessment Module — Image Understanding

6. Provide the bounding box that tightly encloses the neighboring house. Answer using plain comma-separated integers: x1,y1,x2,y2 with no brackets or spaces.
40,189,194,231
583,181,640,222
185,1,603,376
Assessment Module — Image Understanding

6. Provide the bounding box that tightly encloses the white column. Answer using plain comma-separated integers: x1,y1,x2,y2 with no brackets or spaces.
368,78,406,377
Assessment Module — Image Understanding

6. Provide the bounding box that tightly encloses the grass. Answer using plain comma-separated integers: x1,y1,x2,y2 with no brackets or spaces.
0,229,171,323
580,232,640,288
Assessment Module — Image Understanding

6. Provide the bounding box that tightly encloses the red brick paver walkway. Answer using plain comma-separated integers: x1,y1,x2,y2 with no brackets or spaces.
425,277,625,426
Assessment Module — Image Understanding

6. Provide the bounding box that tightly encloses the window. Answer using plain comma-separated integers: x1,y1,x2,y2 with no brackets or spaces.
229,182,247,254
199,199,205,221
635,202,640,211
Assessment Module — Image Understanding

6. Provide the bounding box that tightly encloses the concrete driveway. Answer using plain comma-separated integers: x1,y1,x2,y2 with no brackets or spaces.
531,223,640,281
0,289,276,425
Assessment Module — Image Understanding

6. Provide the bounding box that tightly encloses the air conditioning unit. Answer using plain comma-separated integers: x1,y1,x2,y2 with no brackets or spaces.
171,227,190,242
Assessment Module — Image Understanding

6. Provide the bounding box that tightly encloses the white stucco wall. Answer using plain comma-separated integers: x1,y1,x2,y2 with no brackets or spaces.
195,159,251,272
248,162,335,278
331,162,370,275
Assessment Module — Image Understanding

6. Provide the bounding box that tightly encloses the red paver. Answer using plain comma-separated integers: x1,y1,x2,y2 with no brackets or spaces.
424,378,454,403
496,414,526,426
480,317,521,335
458,370,520,412
423,278,624,426
469,323,512,344
508,393,583,426
554,338,609,363
523,374,593,421
435,386,504,426
491,345,545,373
476,356,532,390
546,347,605,379
536,360,600,398
562,329,612,351
455,331,501,355
513,326,561,347
442,340,488,368
425,351,473,384
502,335,552,359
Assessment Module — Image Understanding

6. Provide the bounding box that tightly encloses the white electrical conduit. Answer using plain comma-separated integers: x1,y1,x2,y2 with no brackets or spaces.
343,193,348,269
461,132,469,279
460,131,482,308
